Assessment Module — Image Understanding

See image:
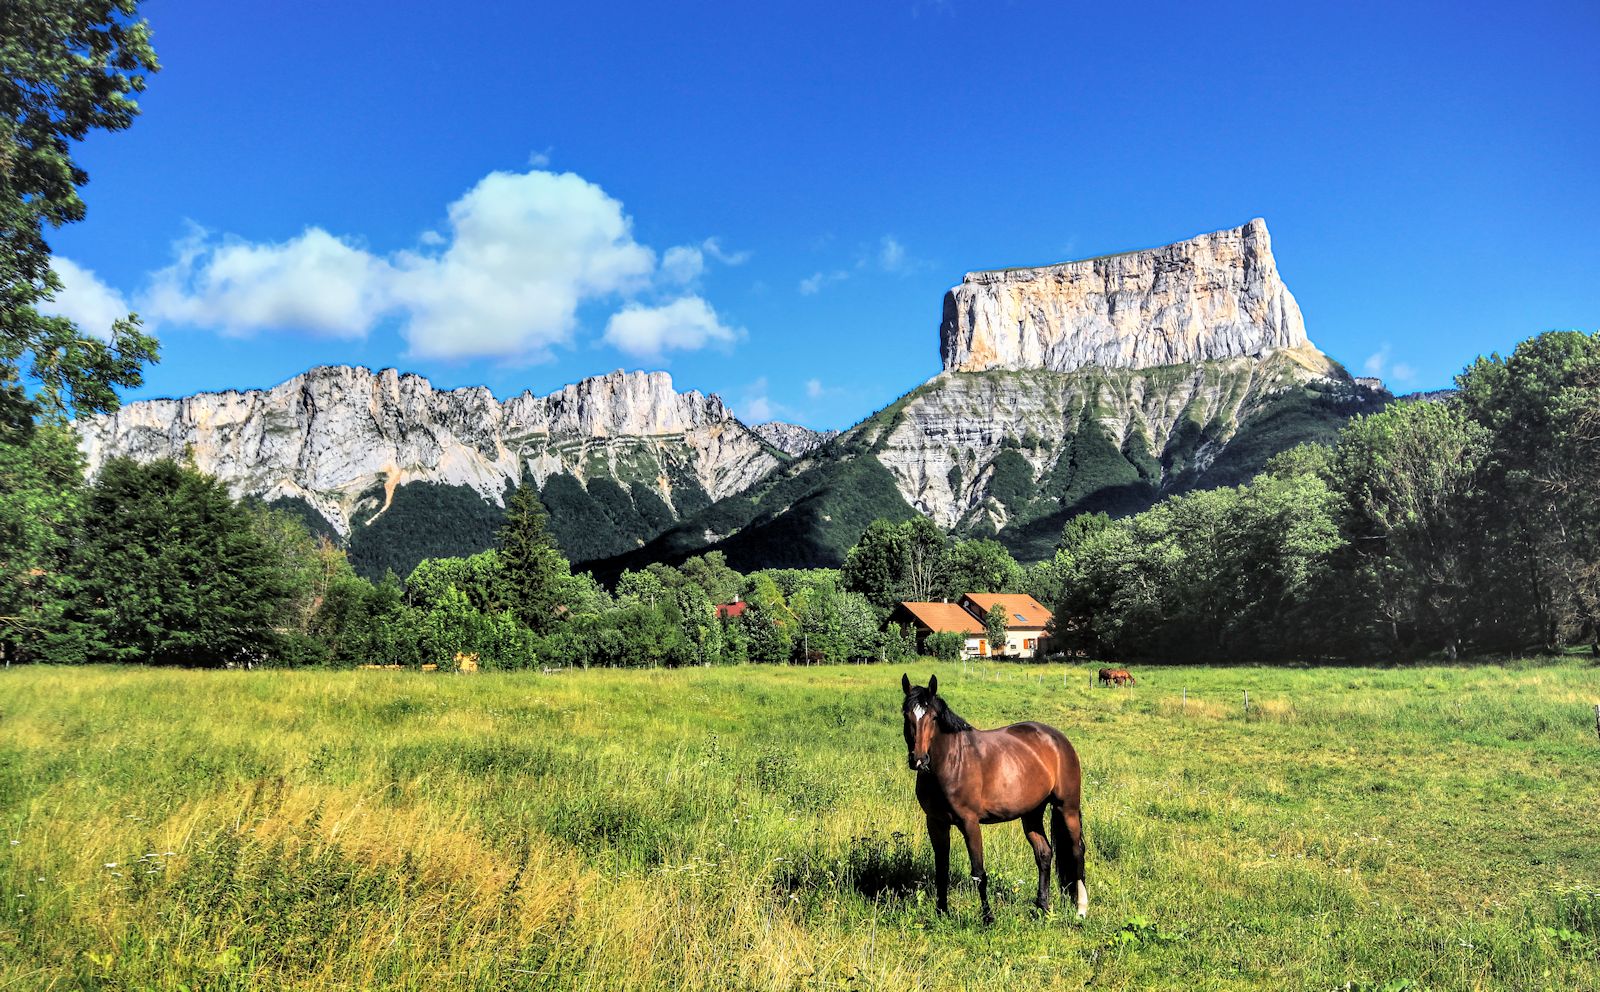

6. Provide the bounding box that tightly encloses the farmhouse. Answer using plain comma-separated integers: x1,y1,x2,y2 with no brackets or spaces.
959,593,1052,658
891,594,1054,659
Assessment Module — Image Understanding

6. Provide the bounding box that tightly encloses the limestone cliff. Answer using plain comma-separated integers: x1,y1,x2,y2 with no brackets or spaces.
77,366,778,539
940,218,1309,374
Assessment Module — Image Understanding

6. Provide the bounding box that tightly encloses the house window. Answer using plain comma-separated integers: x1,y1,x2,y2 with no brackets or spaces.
1013,613,1027,622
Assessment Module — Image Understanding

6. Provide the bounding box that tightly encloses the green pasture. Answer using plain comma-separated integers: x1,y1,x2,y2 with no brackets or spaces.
2,660,1598,991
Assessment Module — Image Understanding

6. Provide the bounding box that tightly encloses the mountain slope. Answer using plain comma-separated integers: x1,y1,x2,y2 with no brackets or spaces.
595,347,1384,572
596,219,1386,571
77,366,782,577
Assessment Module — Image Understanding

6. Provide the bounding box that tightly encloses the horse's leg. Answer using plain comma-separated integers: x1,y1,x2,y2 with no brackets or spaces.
927,816,951,915
957,818,993,924
1022,808,1052,914
1051,804,1088,918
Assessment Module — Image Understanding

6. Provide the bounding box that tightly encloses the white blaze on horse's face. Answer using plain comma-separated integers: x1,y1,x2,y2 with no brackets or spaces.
904,696,936,772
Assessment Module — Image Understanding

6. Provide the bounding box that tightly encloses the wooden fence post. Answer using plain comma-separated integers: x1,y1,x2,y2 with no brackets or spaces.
1243,690,1249,716
1593,703,1599,742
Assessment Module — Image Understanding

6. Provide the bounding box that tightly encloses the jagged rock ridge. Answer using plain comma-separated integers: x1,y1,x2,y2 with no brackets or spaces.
752,421,839,457
940,218,1308,374
77,366,778,540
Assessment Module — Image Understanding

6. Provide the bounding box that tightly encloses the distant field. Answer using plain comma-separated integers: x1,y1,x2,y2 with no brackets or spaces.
2,661,1598,991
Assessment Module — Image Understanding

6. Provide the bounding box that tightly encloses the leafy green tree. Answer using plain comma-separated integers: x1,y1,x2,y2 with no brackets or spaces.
880,621,918,663
983,604,1010,655
901,516,949,602
498,483,571,632
406,551,504,614
675,583,723,665
0,422,82,662
842,516,950,611
310,571,406,666
2,0,160,426
615,567,670,606
1457,330,1600,649
408,585,531,669
925,631,965,662
245,503,337,635
945,539,1023,597
65,458,296,665
740,574,794,663
841,519,905,612
676,551,744,605
1333,401,1491,656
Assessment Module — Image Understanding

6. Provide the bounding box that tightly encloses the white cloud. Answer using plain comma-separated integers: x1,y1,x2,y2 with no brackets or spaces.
603,296,739,359
660,245,706,285
799,270,848,295
146,226,392,339
101,167,751,363
528,147,553,168
806,377,824,398
660,237,750,286
143,170,660,361
802,235,915,295
878,235,907,272
1361,344,1418,387
739,376,776,423
391,170,656,359
701,237,750,266
43,258,131,341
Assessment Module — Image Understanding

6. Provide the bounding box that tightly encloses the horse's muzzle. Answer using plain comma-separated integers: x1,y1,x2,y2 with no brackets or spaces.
908,754,931,772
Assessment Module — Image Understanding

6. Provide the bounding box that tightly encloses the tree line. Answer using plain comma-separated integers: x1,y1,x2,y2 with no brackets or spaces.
1037,330,1599,661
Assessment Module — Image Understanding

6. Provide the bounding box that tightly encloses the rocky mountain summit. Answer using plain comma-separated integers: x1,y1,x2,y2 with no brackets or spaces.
940,218,1308,374
752,421,839,456
603,220,1386,570
78,366,779,571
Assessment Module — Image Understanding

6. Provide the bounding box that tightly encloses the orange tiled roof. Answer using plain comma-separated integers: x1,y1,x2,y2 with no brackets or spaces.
896,601,985,634
961,593,1052,629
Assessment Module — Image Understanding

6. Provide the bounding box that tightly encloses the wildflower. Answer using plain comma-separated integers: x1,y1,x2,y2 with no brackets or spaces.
103,863,117,869
8,840,16,846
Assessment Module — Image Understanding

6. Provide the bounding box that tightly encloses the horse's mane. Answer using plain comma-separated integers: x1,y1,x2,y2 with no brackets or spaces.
934,697,974,733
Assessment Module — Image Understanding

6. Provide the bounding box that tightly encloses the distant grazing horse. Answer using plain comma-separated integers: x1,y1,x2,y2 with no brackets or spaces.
901,673,1087,923
1098,667,1135,687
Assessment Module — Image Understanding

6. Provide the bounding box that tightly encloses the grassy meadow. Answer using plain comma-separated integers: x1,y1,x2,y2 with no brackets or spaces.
2,660,1598,991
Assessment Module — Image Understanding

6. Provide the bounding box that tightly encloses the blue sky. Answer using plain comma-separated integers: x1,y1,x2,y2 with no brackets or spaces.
45,0,1600,430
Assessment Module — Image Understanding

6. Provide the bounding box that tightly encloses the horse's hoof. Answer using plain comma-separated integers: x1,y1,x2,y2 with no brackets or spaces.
981,911,996,926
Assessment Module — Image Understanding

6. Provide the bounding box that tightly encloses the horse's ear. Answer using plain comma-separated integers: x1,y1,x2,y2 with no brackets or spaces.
901,673,912,696
928,673,938,695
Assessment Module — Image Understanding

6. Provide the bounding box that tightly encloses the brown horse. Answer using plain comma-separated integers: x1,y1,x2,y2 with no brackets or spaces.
901,673,1087,923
